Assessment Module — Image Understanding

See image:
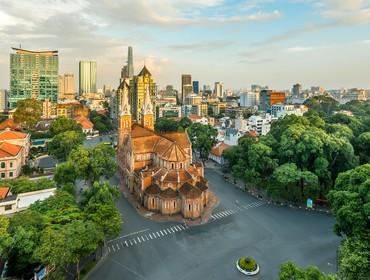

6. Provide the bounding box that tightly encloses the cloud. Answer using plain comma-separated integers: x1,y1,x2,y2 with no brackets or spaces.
168,40,231,51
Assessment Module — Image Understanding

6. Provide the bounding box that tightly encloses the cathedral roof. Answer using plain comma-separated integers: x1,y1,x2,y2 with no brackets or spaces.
179,182,202,199
160,188,178,199
145,184,161,195
138,65,151,76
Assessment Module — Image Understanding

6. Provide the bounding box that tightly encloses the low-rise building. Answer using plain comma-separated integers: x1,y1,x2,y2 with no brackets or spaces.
0,187,56,215
0,130,31,179
157,104,182,118
270,103,308,118
209,142,230,165
74,115,94,134
248,114,276,135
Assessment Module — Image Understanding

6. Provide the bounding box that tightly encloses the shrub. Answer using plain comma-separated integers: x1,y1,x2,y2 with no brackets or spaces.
238,257,257,272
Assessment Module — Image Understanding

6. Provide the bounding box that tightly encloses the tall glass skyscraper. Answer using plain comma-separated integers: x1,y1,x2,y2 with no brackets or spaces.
79,61,97,96
9,48,59,109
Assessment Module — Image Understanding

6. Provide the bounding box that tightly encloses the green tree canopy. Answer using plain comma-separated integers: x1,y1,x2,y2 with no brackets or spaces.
49,117,82,136
48,130,85,161
13,99,42,130
187,123,217,164
279,261,337,280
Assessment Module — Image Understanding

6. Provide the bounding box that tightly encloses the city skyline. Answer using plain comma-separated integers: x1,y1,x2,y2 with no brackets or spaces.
1,0,370,90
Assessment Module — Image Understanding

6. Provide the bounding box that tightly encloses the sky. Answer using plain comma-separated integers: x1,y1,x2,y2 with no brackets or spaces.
1,0,370,91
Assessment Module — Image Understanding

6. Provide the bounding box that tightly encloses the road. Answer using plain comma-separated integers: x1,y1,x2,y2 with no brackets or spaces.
87,167,340,280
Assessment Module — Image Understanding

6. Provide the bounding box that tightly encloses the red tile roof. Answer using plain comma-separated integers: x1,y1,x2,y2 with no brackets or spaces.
0,130,27,140
210,142,230,157
0,142,23,158
74,116,93,130
0,119,20,130
0,187,10,199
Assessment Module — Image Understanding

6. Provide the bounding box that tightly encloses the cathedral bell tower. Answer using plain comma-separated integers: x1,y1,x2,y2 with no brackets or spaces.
141,84,154,130
118,79,132,146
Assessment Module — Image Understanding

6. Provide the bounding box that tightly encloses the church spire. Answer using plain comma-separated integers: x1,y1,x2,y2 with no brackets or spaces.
142,84,153,114
140,84,154,130
121,80,131,116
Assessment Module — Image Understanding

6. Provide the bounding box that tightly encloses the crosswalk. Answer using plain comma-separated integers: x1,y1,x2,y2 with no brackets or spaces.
106,200,265,254
210,201,265,221
106,224,187,254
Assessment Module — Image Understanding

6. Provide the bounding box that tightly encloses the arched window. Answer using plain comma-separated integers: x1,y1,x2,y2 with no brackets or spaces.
171,163,174,169
173,201,176,208
188,204,191,211
152,198,155,205
180,163,183,169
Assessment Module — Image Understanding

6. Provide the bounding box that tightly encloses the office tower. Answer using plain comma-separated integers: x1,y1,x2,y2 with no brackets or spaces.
130,65,156,121
214,82,224,98
121,46,134,81
9,47,58,108
292,83,302,97
259,90,286,112
193,81,199,94
239,91,260,107
79,61,97,96
0,90,8,112
58,74,75,100
181,74,192,103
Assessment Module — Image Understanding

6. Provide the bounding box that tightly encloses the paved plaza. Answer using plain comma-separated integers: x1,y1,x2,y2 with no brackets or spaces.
87,167,340,280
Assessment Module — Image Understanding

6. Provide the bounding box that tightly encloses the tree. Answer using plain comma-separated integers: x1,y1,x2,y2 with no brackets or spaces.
49,117,82,137
48,130,85,161
0,215,12,257
90,110,113,133
279,261,337,280
187,123,217,164
1,177,55,194
355,132,370,163
68,144,116,184
154,117,179,132
54,162,77,187
304,96,339,116
179,117,192,129
328,164,370,237
338,233,370,280
13,99,42,129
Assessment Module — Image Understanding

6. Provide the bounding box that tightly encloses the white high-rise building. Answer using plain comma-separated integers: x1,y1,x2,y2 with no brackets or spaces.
214,82,224,98
239,91,260,107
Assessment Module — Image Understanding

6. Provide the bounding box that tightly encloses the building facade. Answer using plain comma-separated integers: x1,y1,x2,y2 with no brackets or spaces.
214,82,224,99
58,73,75,100
9,48,58,108
117,86,209,219
240,91,259,108
0,90,8,112
192,81,199,94
259,90,286,112
79,61,97,96
130,66,156,122
181,74,192,103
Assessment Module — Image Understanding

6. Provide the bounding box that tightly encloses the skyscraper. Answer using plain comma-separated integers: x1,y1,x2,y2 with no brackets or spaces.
58,73,75,100
181,74,192,103
192,81,199,94
292,83,302,97
214,82,224,98
120,47,134,81
9,47,58,108
79,61,97,96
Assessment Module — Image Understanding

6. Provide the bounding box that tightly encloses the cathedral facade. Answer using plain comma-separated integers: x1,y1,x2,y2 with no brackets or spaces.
117,67,209,219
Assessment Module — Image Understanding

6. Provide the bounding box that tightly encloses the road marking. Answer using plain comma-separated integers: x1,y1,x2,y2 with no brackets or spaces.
129,240,133,246
116,244,120,250
169,227,175,233
163,229,168,235
144,235,149,241
120,241,123,247
149,233,153,239
160,230,164,236
133,239,137,244
125,241,128,247
156,232,161,238
108,247,111,253
179,225,186,230
108,228,150,243
141,236,146,242
137,237,141,243
112,246,116,252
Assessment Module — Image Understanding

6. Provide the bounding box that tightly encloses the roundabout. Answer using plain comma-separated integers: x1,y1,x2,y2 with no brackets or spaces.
236,257,260,276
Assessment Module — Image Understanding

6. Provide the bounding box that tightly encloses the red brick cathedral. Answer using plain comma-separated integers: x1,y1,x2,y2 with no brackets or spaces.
117,82,209,219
